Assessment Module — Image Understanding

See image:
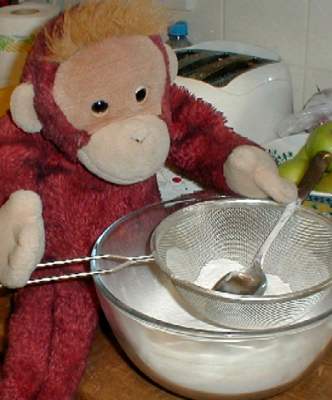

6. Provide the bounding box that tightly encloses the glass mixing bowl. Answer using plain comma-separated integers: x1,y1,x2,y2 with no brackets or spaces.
91,194,332,400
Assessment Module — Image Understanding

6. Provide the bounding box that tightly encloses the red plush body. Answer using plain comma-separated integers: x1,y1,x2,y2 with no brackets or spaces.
0,84,251,399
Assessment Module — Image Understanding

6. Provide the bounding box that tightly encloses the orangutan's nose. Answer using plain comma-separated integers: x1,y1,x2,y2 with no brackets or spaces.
131,132,147,143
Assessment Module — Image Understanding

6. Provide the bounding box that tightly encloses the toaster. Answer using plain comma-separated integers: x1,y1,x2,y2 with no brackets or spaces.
174,40,294,145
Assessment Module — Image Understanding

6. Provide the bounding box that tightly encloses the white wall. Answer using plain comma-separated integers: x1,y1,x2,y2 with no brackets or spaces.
167,0,224,43
223,0,332,111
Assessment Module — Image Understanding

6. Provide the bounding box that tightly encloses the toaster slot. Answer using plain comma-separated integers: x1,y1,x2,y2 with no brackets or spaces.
176,49,276,88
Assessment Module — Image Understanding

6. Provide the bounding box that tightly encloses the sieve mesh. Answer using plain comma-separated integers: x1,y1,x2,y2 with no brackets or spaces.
150,199,332,330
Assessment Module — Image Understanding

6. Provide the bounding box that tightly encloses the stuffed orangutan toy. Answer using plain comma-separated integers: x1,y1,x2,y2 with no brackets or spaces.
0,0,296,398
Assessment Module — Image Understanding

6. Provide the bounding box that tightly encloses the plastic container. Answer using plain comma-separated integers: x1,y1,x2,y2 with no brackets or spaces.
166,20,192,49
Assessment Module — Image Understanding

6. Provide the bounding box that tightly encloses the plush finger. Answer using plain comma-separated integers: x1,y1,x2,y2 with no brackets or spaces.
255,168,298,203
5,220,45,288
224,145,280,198
8,190,43,221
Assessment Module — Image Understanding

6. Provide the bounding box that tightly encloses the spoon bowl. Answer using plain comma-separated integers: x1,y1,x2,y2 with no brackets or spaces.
213,260,267,295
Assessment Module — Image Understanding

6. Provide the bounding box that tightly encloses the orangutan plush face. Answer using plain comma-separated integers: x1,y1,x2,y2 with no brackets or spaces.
10,34,178,184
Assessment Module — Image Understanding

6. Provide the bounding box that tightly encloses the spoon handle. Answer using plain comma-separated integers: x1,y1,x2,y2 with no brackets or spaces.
255,151,332,267
253,200,299,267
298,151,332,201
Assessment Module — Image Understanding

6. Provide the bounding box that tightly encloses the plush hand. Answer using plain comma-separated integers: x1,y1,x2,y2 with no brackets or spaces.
224,145,298,203
0,190,45,288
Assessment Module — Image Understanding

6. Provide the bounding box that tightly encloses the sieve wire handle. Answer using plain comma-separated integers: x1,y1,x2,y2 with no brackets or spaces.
0,254,154,289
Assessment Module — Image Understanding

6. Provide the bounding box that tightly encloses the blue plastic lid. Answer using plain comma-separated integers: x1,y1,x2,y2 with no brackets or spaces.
168,21,188,37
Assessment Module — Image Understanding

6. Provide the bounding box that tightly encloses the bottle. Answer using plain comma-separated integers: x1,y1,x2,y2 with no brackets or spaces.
166,21,192,49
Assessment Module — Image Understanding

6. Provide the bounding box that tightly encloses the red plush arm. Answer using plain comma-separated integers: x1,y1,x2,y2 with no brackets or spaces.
0,115,99,400
167,84,256,194
0,115,41,204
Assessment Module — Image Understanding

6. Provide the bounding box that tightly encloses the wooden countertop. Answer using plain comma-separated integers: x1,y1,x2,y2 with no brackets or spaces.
1,294,332,400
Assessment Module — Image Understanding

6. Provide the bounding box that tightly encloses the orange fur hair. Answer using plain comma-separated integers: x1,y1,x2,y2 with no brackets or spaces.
45,0,170,63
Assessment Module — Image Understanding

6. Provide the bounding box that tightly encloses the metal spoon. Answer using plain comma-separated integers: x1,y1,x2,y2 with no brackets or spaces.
212,151,332,296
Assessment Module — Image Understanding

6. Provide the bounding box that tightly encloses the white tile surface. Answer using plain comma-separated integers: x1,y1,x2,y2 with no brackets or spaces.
224,0,309,65
304,67,332,104
307,0,332,70
161,0,197,11
169,0,224,43
288,64,306,112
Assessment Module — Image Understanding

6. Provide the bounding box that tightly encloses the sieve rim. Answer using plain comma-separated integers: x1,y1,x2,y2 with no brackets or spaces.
151,198,332,304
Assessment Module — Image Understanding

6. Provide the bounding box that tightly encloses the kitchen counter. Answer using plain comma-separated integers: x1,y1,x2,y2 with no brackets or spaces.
1,294,332,400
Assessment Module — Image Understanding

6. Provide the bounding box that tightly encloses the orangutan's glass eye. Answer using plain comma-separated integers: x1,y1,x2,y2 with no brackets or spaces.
91,100,109,114
135,87,147,103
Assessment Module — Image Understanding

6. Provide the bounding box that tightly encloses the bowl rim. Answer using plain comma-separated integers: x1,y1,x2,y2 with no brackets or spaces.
91,195,332,339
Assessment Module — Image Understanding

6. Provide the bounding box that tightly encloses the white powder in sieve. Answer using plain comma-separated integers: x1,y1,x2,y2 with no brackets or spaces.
195,258,292,295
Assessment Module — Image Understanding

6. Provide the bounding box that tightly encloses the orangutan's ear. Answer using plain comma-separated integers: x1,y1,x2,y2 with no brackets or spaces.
164,43,178,83
10,82,42,133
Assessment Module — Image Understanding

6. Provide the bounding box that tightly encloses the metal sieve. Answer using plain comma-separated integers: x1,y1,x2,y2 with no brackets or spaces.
2,198,332,331
150,199,332,330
